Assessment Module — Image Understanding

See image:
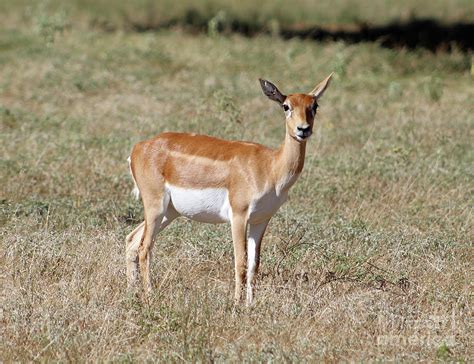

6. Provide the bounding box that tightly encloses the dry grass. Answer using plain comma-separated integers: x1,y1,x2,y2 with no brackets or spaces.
1,3,473,362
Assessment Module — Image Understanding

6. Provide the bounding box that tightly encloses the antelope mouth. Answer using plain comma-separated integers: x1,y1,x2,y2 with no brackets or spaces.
295,131,312,141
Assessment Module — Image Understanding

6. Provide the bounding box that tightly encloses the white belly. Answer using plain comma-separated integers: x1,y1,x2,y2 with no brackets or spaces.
166,184,231,223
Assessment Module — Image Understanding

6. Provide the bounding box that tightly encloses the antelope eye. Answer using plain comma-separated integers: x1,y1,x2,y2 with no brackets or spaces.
283,104,290,112
312,103,318,113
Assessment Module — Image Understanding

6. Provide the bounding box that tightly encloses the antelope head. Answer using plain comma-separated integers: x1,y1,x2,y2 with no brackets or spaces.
259,73,333,142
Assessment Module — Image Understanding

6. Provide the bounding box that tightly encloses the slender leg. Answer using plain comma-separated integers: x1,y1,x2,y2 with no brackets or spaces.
126,221,145,288
138,194,172,294
138,215,161,293
231,213,248,302
246,219,270,306
126,207,178,291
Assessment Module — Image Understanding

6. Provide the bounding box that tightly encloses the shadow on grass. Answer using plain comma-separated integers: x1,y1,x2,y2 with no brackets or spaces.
280,19,474,53
116,10,474,53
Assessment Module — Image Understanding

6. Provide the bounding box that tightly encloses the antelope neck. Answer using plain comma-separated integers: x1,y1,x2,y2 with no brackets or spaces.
273,128,307,191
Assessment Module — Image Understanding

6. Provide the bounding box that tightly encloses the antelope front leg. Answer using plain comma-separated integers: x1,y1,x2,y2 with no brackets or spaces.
231,213,248,302
246,219,270,306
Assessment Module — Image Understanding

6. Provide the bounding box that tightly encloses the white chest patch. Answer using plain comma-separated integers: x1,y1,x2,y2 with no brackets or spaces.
248,189,288,224
166,184,231,223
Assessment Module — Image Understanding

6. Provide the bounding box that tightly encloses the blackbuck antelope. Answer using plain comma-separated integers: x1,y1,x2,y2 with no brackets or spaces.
126,74,333,305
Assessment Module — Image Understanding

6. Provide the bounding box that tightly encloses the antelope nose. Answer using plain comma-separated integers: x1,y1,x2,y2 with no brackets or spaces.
297,125,310,132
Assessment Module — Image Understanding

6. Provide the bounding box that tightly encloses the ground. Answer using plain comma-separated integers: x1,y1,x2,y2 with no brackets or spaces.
1,1,473,361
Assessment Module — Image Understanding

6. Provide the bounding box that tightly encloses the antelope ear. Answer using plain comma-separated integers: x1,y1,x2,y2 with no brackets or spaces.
310,73,333,100
259,79,286,104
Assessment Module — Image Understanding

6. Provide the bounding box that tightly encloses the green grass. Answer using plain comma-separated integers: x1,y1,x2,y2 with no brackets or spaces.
1,2,473,362
1,0,474,32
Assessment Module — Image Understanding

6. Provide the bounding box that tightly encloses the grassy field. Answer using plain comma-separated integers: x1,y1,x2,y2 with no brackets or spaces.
2,0,474,31
1,1,473,362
